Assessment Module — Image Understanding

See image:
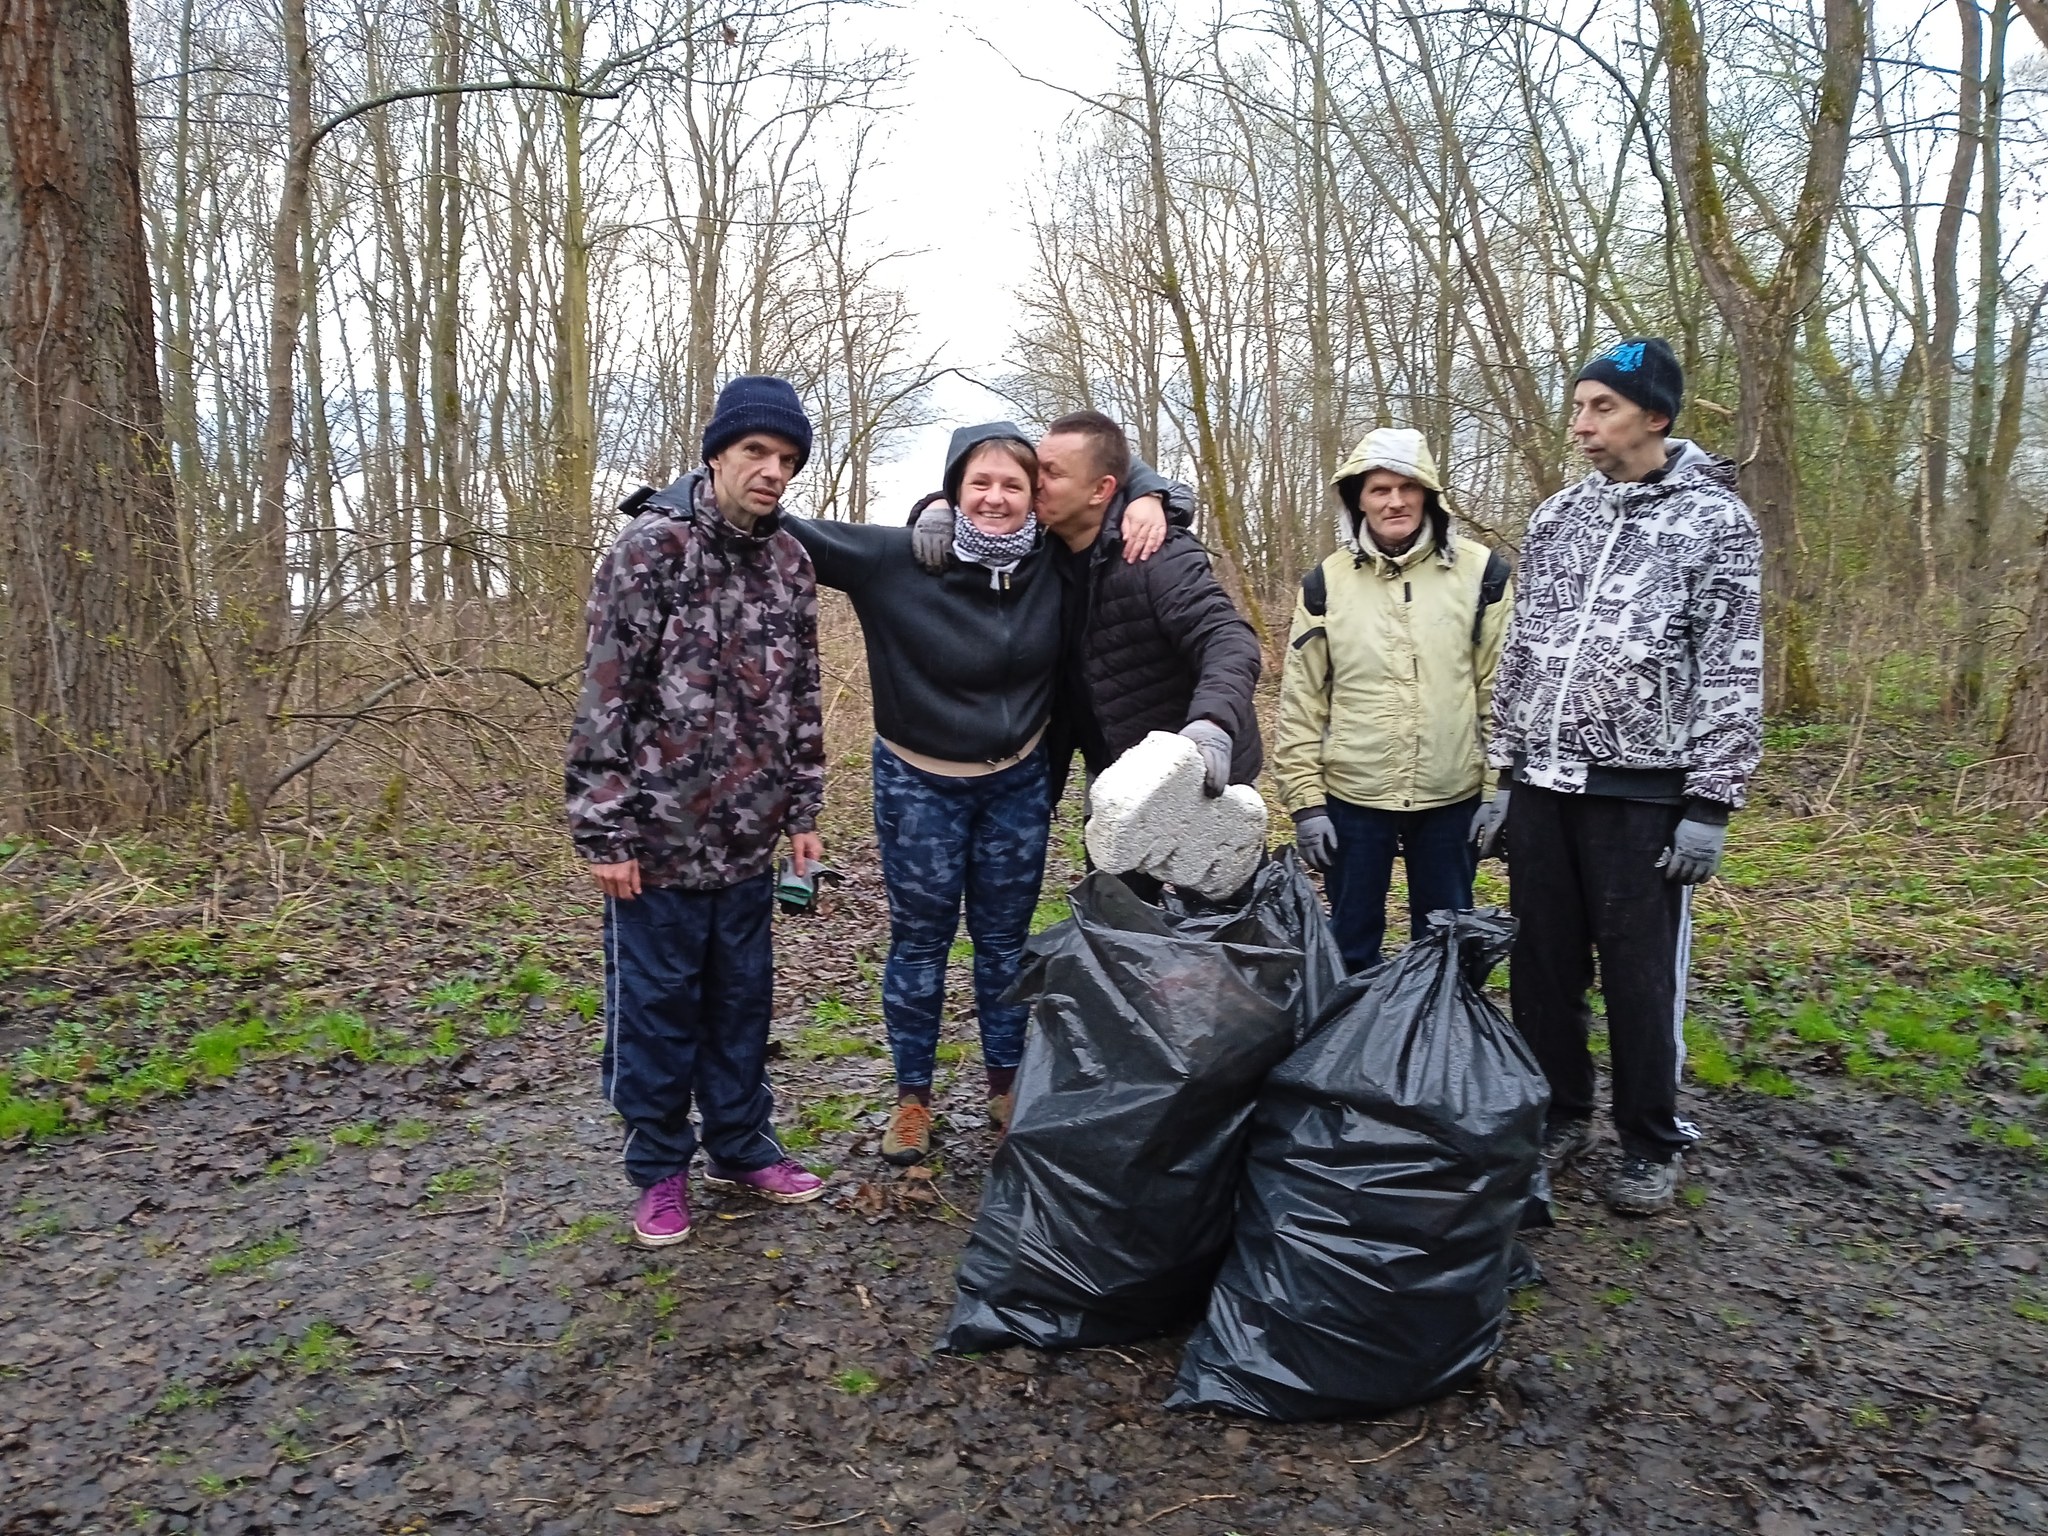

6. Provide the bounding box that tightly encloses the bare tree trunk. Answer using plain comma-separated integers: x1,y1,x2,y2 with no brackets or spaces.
1659,0,1866,716
432,0,473,604
238,0,312,822
1923,0,1983,599
553,0,595,603
1953,0,2010,717
0,0,190,827
1121,0,1267,645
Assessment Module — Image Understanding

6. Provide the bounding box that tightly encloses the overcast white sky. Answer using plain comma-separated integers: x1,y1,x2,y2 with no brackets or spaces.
835,0,1124,516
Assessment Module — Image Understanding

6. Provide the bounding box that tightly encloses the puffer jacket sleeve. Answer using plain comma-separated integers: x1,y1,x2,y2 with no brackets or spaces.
783,563,826,834
565,529,665,864
1475,571,1513,779
1122,458,1197,529
1273,583,1332,813
1682,502,1764,808
1147,536,1262,752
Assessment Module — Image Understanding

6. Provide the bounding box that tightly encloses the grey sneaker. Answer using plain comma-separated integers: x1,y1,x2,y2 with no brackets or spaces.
1607,1154,1680,1215
1539,1117,1596,1172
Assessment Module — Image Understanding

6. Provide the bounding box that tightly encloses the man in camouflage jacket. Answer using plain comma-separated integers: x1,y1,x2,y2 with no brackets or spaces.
566,374,828,1247
1473,338,1763,1218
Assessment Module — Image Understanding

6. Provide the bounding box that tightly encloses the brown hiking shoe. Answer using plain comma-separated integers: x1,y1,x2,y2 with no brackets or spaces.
880,1098,932,1166
987,1093,1014,1132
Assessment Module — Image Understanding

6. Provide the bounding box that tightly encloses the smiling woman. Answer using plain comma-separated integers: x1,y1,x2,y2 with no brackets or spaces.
778,423,1067,1167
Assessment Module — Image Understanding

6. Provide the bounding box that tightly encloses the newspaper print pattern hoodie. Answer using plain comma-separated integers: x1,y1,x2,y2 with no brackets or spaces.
1488,439,1763,809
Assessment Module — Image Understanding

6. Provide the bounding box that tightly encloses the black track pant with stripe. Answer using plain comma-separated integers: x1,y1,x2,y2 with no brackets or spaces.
1506,783,1696,1164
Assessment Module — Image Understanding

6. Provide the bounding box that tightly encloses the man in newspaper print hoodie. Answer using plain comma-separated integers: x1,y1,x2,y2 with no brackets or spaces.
1473,338,1763,1217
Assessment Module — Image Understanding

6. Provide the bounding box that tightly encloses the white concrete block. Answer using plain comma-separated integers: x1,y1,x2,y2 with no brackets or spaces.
1083,730,1269,899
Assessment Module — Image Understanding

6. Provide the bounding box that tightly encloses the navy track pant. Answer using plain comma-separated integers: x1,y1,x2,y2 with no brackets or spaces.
601,872,786,1188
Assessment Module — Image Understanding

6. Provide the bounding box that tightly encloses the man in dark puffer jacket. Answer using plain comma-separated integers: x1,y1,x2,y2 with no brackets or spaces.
1035,411,1263,802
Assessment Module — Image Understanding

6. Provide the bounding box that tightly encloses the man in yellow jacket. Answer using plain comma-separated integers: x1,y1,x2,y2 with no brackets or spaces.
1274,428,1512,971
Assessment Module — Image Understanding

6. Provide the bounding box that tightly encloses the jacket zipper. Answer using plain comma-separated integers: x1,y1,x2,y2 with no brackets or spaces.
1548,492,1630,769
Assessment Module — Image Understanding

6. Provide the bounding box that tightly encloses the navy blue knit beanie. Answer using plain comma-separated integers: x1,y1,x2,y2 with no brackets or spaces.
702,375,813,471
1575,338,1682,426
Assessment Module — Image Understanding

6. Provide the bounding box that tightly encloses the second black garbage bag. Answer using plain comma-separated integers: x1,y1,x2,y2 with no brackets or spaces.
1166,907,1548,1420
938,850,1343,1353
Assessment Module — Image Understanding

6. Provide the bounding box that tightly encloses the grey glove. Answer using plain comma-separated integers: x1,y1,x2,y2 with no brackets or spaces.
911,499,956,571
1470,789,1510,860
1179,719,1232,797
1294,809,1338,872
1662,814,1727,884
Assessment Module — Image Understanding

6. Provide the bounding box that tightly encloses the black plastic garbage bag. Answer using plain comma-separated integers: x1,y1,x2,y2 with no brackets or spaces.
1166,907,1549,1420
939,851,1343,1353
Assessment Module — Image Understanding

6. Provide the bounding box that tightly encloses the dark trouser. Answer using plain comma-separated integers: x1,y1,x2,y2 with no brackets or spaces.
1322,794,1480,972
1506,784,1696,1164
873,739,1052,1088
602,873,786,1188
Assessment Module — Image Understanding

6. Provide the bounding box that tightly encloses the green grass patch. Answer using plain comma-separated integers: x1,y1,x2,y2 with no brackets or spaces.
530,1213,617,1254
208,1230,300,1276
1029,896,1070,934
423,978,486,1010
282,1320,352,1375
264,1138,322,1177
833,1367,881,1395
795,994,882,1059
154,1379,221,1414
504,961,556,997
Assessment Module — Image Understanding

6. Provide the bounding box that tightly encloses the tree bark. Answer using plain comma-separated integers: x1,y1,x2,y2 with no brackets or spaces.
1923,0,1982,598
237,0,312,821
1993,486,2048,806
1122,0,1267,645
0,0,191,827
1952,0,2009,717
1659,0,1867,716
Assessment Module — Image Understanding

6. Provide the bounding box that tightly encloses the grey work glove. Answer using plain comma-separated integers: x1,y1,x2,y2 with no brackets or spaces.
1293,808,1338,872
1470,789,1510,860
1662,814,1727,884
911,498,956,572
1179,719,1232,797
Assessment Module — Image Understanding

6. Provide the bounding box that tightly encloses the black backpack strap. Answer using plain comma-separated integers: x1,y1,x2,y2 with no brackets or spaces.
1473,547,1510,646
618,483,656,516
1300,565,1327,617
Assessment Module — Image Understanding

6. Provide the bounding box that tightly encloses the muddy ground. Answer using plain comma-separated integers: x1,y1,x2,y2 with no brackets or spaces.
3,836,2047,1536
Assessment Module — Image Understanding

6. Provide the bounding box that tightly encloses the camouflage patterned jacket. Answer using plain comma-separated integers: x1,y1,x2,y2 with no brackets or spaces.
565,471,824,889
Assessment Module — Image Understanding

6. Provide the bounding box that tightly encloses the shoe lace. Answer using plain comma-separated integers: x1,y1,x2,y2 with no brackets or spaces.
892,1101,931,1139
647,1175,687,1219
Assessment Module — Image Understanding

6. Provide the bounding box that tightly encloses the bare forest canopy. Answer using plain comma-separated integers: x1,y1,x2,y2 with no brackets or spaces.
2,0,2047,832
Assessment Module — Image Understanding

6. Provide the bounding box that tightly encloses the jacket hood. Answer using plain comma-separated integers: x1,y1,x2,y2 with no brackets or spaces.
1660,437,1739,491
1331,427,1456,568
648,467,783,543
937,420,1035,511
1580,438,1740,501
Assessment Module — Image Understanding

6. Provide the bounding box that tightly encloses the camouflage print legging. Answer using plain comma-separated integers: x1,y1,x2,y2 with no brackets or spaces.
871,739,1053,1089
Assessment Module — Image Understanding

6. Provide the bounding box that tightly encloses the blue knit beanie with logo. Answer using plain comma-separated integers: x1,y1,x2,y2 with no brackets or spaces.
1575,338,1682,426
702,375,814,471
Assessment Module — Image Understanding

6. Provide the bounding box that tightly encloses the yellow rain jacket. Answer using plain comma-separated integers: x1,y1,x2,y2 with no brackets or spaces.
1274,429,1512,814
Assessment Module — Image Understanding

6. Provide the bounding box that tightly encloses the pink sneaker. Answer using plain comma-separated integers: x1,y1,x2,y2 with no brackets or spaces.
703,1157,825,1205
631,1172,692,1247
